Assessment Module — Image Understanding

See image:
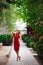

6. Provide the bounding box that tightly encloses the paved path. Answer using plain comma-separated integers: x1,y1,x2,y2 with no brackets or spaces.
6,41,40,65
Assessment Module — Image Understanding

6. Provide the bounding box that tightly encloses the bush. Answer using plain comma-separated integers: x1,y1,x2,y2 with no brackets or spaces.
30,41,35,49
25,37,31,47
0,34,13,46
29,36,43,59
34,43,38,51
0,34,6,44
36,44,43,59
30,41,37,51
6,34,13,46
22,35,26,42
36,36,43,59
22,35,33,47
22,34,43,59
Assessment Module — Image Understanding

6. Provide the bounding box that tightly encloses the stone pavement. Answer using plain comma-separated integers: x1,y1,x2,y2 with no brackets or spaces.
0,46,11,65
6,41,40,65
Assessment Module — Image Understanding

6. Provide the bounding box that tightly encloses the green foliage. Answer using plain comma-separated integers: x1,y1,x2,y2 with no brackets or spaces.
14,0,43,35
0,1,15,31
30,36,43,59
0,34,6,44
30,41,35,49
0,34,13,46
36,39,43,59
0,9,3,24
22,35,33,47
5,9,14,31
0,2,10,9
0,0,43,34
6,34,13,45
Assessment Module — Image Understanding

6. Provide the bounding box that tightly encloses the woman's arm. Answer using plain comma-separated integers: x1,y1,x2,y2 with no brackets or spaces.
12,32,15,37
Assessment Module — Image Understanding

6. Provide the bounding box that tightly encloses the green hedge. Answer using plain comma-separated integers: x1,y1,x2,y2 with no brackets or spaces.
22,34,43,59
30,41,35,50
22,35,34,47
30,36,43,59
0,34,6,44
36,37,43,59
0,34,13,46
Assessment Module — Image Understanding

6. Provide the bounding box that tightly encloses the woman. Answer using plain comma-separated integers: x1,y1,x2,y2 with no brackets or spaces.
13,30,21,61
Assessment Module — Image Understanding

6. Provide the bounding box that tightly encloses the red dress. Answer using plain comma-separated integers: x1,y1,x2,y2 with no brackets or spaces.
14,34,20,52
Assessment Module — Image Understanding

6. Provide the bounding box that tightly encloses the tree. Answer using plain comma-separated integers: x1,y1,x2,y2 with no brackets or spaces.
12,0,43,35
0,0,43,35
0,0,14,31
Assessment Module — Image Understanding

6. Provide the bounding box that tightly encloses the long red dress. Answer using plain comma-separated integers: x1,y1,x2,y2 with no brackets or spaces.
14,34,20,52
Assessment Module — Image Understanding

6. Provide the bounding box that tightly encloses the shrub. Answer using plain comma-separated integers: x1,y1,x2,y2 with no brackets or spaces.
22,35,33,47
36,36,43,59
25,37,31,47
29,36,43,59
36,43,43,59
30,41,34,48
0,34,6,44
6,34,13,46
33,43,38,51
0,34,13,46
30,41,37,51
22,35,27,42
